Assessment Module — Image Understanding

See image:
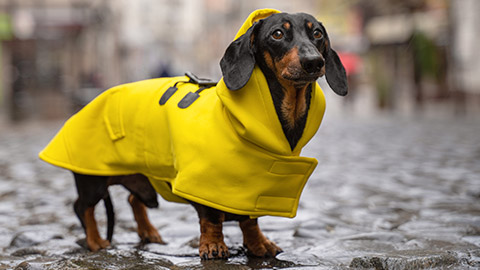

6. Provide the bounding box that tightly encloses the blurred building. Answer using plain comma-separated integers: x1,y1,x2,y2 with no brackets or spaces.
361,0,480,114
450,0,480,113
0,0,319,122
1,0,478,122
0,0,122,121
362,0,449,110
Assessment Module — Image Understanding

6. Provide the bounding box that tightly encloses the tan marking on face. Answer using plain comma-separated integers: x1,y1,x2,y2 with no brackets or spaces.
283,22,291,30
307,21,313,29
274,47,301,80
267,47,309,130
263,51,275,70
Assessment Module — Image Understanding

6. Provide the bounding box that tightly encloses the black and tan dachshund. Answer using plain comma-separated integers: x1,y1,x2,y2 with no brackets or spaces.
72,12,347,259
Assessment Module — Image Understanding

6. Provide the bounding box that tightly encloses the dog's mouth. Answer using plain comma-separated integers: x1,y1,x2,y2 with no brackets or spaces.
282,73,322,87
280,66,324,86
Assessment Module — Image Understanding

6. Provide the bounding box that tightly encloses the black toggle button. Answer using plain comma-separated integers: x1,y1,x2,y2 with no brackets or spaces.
177,92,200,109
159,86,178,105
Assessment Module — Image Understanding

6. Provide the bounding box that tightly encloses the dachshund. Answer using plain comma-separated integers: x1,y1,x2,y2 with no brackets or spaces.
63,11,347,259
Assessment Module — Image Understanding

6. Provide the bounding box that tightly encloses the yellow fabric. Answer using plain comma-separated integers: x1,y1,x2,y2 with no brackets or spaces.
234,9,281,40
39,9,326,218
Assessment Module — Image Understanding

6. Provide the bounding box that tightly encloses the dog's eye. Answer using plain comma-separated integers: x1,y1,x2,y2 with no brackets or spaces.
272,30,284,40
313,29,323,39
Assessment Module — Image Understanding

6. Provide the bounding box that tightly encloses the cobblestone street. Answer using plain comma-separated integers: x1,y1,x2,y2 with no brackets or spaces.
0,111,479,269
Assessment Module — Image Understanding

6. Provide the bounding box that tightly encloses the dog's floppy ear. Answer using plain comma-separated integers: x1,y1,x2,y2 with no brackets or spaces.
220,21,261,91
320,23,348,96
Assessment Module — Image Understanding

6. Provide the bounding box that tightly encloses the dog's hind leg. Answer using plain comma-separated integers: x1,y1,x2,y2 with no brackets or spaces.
104,191,114,242
128,193,165,244
73,173,111,251
83,205,111,251
112,174,163,244
239,218,283,258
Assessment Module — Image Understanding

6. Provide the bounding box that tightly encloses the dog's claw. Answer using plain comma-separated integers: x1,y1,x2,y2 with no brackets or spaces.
199,242,229,260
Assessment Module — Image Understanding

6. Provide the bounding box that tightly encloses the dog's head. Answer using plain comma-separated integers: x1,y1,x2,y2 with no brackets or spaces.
220,12,348,96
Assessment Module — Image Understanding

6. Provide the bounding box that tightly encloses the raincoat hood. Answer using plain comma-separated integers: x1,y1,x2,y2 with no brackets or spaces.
217,8,323,155
39,9,326,218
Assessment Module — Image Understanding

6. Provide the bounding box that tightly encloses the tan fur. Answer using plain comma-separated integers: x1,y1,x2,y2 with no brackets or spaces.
128,194,164,244
199,217,229,259
84,207,110,251
264,51,275,70
239,219,282,257
264,47,309,130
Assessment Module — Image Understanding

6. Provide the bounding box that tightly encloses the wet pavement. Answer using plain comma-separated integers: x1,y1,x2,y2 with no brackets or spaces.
0,111,479,269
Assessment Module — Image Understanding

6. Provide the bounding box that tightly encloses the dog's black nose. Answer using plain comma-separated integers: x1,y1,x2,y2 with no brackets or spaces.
301,56,324,74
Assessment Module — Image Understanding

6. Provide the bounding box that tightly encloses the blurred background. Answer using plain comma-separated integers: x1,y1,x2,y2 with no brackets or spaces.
1,2,480,268
0,0,479,123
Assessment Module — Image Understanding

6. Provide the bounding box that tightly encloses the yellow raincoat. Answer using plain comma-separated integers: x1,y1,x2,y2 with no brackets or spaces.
39,9,326,218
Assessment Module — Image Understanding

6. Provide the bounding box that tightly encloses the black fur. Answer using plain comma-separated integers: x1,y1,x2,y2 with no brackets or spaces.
319,23,348,96
220,21,262,90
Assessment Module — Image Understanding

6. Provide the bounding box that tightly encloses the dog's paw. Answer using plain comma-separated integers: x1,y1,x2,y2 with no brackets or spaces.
138,227,165,244
87,237,111,252
244,238,283,258
199,240,229,260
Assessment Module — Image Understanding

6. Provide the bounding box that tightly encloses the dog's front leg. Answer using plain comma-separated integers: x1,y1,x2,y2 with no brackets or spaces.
239,218,283,257
191,202,229,259
199,217,229,259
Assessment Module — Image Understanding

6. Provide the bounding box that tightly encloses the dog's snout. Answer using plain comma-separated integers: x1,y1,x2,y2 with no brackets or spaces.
301,55,324,74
